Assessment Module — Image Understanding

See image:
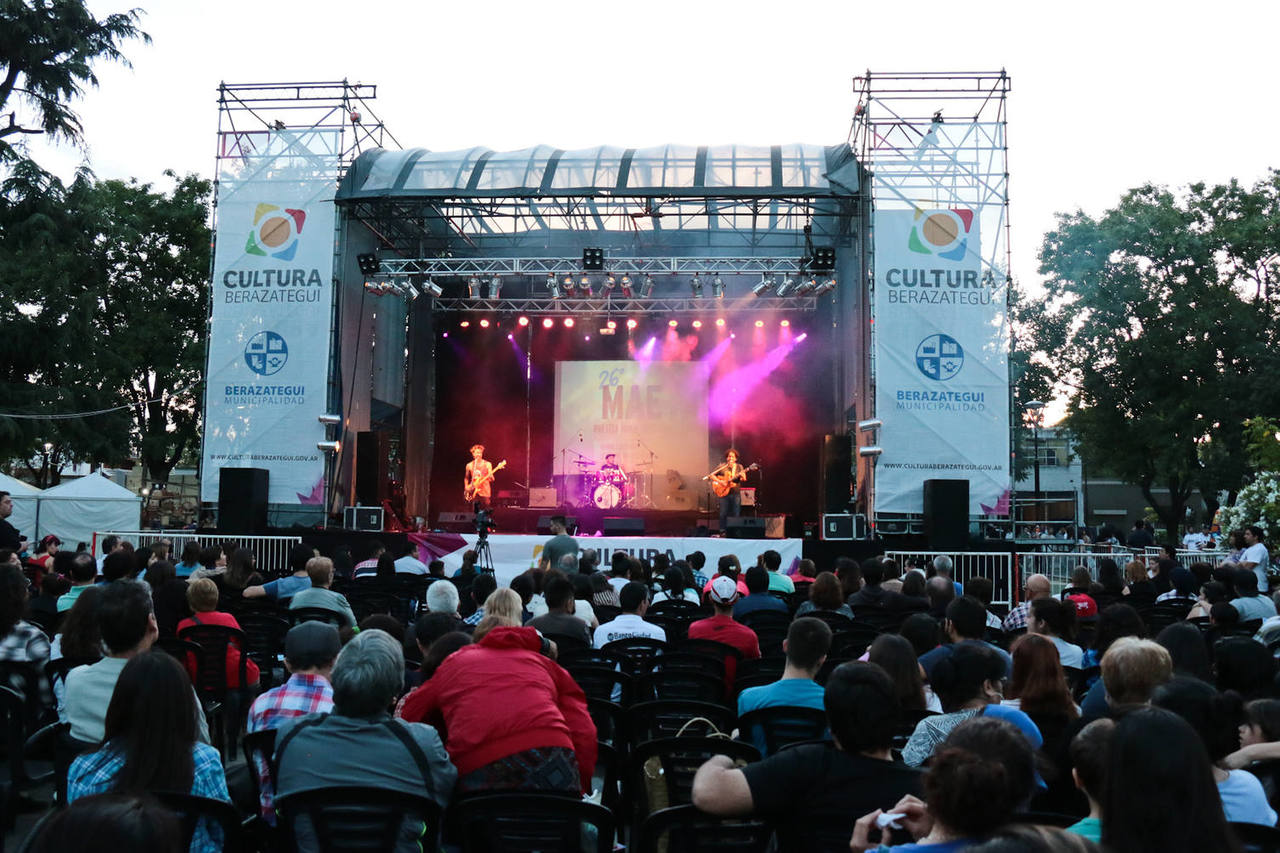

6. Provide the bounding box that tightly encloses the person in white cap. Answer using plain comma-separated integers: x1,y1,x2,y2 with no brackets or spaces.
689,575,761,665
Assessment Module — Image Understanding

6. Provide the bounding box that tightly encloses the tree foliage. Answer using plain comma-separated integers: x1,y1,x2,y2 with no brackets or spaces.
1034,176,1280,539
0,167,211,484
0,0,148,164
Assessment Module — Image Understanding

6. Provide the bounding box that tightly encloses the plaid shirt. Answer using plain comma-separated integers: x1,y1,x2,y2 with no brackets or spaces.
1002,600,1032,632
69,742,230,853
247,673,334,823
0,621,51,706
464,607,485,627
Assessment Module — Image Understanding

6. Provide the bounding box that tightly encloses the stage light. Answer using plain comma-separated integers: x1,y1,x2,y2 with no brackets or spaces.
606,320,617,330
796,277,817,295
356,253,380,275
668,319,679,328
396,277,417,300
811,246,837,273
796,332,808,342
777,276,797,297
564,317,575,328
580,274,591,296
715,317,726,328
859,445,883,458
711,276,725,299
642,275,656,298
542,318,555,329
562,274,575,296
518,316,529,327
479,318,490,328
858,418,883,433
752,276,776,297
363,279,380,292
317,440,341,453
626,318,638,329
582,247,605,271
486,276,502,299
620,274,633,297
507,333,514,340
442,331,449,338
780,319,790,328
690,274,703,298
603,275,616,294
318,413,342,426
467,277,481,298
814,278,837,295
459,320,470,329
754,320,765,328
421,277,443,298
692,320,703,329
547,274,561,299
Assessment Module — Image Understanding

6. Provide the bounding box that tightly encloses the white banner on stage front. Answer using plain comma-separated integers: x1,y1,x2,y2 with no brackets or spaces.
419,534,802,588
554,361,708,509
872,208,1010,515
200,130,341,506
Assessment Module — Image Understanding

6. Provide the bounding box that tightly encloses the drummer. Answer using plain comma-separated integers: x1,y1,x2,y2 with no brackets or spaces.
599,453,625,483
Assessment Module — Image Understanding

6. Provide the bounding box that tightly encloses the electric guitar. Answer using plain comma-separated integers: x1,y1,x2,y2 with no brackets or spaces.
464,459,506,502
710,462,758,498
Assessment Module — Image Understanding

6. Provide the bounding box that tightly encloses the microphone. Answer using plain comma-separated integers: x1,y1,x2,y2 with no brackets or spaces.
577,431,583,442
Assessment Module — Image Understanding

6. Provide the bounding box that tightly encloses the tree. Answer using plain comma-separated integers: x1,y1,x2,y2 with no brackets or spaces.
0,0,148,165
1035,180,1280,541
0,166,210,484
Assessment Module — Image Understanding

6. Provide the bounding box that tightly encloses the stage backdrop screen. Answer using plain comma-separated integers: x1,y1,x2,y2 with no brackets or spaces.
554,361,708,510
872,208,1010,516
199,130,340,506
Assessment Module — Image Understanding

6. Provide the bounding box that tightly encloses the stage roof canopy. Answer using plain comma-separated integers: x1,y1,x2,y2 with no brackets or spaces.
338,143,861,201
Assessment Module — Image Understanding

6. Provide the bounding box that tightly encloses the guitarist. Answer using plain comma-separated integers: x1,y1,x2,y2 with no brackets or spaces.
464,444,495,512
713,448,749,532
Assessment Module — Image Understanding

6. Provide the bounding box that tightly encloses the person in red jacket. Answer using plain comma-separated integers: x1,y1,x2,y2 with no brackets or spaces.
690,575,762,690
398,591,596,795
176,577,260,689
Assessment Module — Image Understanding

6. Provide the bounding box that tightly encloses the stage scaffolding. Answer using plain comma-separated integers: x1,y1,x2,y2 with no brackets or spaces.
851,70,1013,535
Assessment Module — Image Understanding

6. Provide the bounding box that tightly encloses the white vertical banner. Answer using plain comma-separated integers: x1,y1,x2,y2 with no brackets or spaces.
554,361,708,509
872,208,1010,515
200,131,340,505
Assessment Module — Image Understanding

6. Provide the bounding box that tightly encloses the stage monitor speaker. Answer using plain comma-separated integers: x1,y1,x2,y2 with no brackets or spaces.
218,467,268,534
602,517,645,536
343,505,384,532
819,434,853,514
727,516,767,539
536,515,579,536
436,511,475,533
923,479,969,550
354,431,378,508
528,487,557,508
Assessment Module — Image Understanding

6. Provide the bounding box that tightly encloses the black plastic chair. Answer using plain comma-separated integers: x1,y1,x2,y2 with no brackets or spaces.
0,661,51,730
637,804,774,853
241,728,277,817
26,720,92,807
1233,819,1280,852
649,652,726,680
602,637,668,676
636,669,726,705
587,699,628,750
177,623,254,758
737,657,785,683
559,648,629,671
0,685,55,817
451,792,615,853
828,623,883,659
289,607,346,628
739,611,792,658
814,656,854,686
627,700,737,745
805,610,856,633
566,664,634,707
277,786,442,853
152,790,246,853
236,612,289,690
737,705,829,756
627,737,760,829
543,632,591,656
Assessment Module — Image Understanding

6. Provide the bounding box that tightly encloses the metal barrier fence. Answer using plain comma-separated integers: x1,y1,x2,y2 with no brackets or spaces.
93,531,304,577
883,551,1016,605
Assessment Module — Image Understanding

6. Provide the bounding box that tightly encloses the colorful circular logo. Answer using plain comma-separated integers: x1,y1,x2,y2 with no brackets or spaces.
245,204,307,261
915,333,964,381
245,331,289,376
908,208,973,261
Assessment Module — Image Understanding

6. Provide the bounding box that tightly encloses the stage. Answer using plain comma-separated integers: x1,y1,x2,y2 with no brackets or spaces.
407,532,804,588
434,506,793,539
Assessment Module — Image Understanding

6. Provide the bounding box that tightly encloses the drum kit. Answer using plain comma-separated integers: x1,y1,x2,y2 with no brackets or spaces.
571,457,656,509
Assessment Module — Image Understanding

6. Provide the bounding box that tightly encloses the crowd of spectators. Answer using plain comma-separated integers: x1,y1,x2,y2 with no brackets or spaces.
1,507,1279,851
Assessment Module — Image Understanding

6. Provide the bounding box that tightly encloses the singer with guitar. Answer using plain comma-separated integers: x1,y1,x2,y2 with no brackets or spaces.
464,445,506,512
707,449,758,533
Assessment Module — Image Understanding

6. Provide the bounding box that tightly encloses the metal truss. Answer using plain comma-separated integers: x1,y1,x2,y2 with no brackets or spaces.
377,256,814,277
414,296,820,315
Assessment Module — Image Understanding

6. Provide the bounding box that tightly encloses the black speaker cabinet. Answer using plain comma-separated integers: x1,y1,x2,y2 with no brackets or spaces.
218,467,269,534
602,517,645,536
354,431,378,508
343,506,384,532
923,479,969,550
819,434,853,514
726,516,768,539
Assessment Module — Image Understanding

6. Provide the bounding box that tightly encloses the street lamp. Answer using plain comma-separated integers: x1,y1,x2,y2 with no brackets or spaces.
1025,400,1045,526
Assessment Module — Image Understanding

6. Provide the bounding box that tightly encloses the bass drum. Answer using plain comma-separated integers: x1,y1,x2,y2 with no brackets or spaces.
592,482,622,509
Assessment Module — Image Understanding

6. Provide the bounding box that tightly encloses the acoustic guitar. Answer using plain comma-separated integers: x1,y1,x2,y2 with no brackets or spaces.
464,459,506,502
710,462,758,498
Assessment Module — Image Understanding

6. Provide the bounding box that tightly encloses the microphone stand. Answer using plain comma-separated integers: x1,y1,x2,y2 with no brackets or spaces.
635,437,658,508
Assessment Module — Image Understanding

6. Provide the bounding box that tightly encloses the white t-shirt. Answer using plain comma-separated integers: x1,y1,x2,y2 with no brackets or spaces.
1182,532,1207,550
1049,636,1085,669
394,555,429,575
651,589,700,604
592,613,666,648
1241,543,1271,588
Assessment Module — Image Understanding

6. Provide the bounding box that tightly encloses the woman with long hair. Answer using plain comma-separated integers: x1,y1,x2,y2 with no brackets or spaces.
1154,622,1213,682
1004,634,1078,720
1104,706,1241,852
68,652,231,853
851,717,1038,851
473,588,523,641
1096,558,1125,598
1123,560,1156,604
868,633,936,713
795,572,853,619
651,568,699,604
222,547,262,592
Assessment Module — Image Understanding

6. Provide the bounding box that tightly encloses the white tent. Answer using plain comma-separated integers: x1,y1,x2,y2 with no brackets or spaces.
36,473,141,549
0,472,40,546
